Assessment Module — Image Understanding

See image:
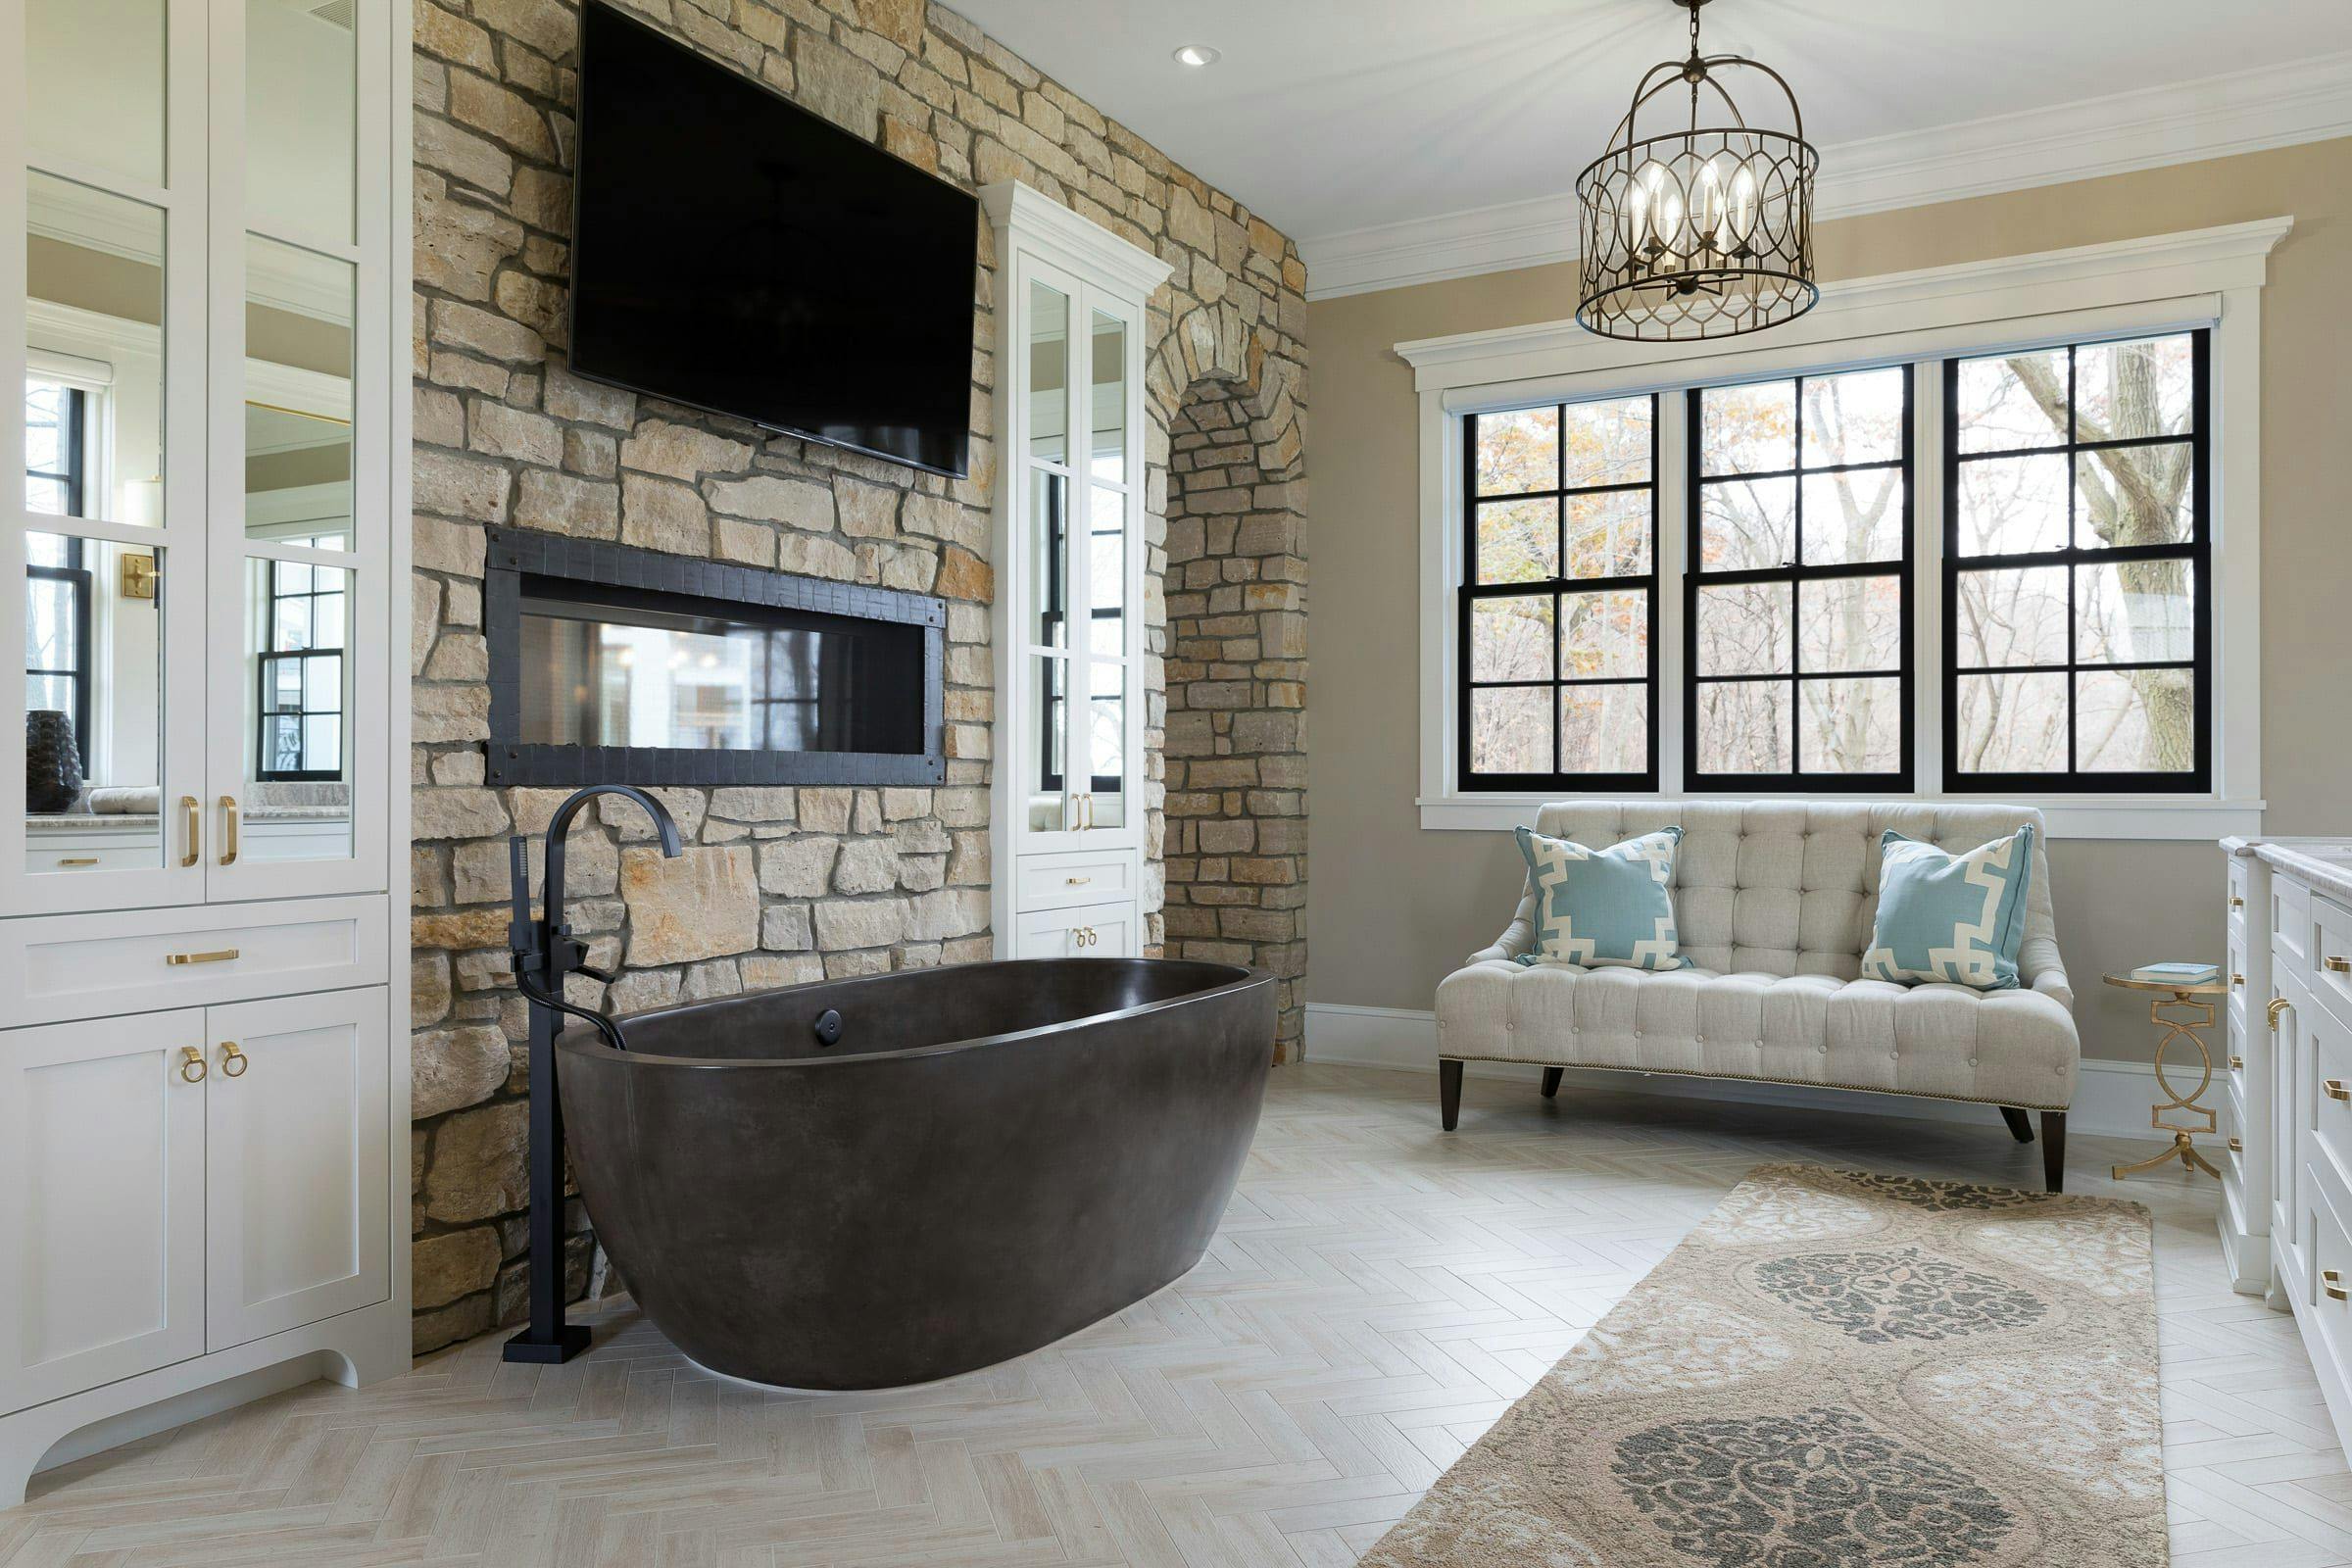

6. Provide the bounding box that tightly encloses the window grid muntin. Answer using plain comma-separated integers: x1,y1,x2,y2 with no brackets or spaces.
1458,396,1660,792
1942,330,2210,793
1683,368,1916,791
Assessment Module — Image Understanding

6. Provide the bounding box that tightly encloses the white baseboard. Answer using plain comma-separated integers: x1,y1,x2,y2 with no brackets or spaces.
1304,1002,2169,1141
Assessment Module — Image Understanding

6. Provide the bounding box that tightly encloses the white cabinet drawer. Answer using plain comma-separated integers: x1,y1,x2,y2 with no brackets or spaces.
0,898,389,1027
1015,852,1135,912
2315,894,2352,1033
2278,875,2314,967
1015,901,1136,958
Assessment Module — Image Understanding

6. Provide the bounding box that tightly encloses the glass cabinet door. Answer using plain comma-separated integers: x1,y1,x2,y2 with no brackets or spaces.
9,0,210,910
1018,270,1079,834
1078,304,1131,832
207,0,383,898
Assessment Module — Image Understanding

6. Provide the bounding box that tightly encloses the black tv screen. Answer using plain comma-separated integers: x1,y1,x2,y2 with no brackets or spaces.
569,0,978,477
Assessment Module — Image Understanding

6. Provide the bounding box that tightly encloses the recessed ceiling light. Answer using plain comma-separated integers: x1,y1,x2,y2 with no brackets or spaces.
1172,43,1221,68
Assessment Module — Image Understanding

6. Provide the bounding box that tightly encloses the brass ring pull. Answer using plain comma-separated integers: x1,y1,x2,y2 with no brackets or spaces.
2326,1080,2349,1102
2326,1268,2349,1302
2270,996,2294,1030
181,795,200,867
179,1047,207,1084
219,796,240,865
220,1043,248,1078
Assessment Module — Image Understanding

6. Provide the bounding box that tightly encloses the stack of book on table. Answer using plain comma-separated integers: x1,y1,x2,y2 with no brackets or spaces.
2128,961,2219,986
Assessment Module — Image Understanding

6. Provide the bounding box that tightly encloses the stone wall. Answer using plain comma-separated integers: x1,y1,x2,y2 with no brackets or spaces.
1156,384,1308,1057
408,0,1307,1349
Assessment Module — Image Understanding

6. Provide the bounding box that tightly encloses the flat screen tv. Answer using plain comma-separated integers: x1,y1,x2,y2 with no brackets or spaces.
569,0,978,477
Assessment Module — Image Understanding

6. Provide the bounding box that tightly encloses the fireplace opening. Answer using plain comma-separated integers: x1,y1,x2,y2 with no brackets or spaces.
484,528,944,789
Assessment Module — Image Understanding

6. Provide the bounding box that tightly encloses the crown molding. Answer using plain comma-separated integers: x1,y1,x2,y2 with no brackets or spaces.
1302,50,2352,302
978,178,1175,302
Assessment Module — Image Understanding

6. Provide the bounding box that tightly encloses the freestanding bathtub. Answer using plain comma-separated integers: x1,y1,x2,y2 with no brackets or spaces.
555,957,1275,1390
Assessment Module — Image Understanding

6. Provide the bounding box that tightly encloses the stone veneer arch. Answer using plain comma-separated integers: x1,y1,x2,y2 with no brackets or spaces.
1144,302,1309,1059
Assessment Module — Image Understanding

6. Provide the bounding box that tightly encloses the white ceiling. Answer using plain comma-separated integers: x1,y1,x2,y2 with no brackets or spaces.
947,0,2352,248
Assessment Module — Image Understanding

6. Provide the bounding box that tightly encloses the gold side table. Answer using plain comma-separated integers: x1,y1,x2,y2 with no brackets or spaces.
2104,969,2230,1180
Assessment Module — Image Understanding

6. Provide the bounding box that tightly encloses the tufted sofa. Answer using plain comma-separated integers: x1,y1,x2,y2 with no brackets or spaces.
1435,801,2080,1190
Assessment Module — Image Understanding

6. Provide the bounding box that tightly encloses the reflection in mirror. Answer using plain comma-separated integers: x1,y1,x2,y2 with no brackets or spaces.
1028,654,1068,831
245,234,354,549
27,0,167,186
1088,657,1124,830
248,0,357,244
1026,467,1065,648
24,533,165,871
242,557,353,861
26,172,166,527
1027,281,1067,464
1089,310,1125,483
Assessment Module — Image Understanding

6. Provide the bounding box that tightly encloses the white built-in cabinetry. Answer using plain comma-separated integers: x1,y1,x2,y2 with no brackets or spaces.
0,0,411,1506
982,181,1171,958
2220,837,2352,1457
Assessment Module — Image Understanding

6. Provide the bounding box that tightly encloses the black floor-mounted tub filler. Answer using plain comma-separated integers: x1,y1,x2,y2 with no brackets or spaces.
555,958,1276,1389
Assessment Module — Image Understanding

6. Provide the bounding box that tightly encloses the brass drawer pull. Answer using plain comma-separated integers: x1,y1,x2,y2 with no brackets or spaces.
219,796,240,865
1066,875,1092,886
2271,997,2294,1030
2232,972,2247,988
2328,956,2351,975
180,795,200,866
2228,1136,2243,1152
166,949,239,966
2231,895,2246,908
178,1047,207,1084
2327,1269,2349,1302
55,857,98,866
2230,1054,2244,1070
220,1042,248,1078
2326,1080,2350,1102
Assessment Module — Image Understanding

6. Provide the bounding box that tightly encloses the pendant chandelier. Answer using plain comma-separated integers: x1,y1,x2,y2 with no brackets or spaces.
1574,0,1818,341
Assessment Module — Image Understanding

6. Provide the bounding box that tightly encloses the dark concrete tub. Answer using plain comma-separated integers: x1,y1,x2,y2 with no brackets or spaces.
555,957,1275,1390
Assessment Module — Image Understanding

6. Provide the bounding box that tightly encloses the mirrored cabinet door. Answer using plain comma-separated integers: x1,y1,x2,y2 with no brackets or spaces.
206,0,386,899
6,0,211,911
1016,262,1082,838
1075,301,1134,834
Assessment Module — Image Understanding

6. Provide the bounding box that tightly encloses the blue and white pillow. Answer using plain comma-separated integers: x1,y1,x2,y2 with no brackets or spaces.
1862,826,2036,990
1513,825,1685,972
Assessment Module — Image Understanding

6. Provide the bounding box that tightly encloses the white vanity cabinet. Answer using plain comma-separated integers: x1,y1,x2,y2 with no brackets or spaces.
2222,837,2352,1458
981,182,1172,959
0,0,410,1506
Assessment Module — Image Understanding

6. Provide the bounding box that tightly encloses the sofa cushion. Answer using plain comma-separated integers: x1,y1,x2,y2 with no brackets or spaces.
1863,826,2036,990
1514,824,1686,971
1436,956,2079,1111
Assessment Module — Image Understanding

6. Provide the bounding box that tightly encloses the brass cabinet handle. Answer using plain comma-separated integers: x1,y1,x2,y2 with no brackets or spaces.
180,795,200,866
55,857,98,866
2328,956,2352,975
2271,997,2294,1030
219,796,240,864
2228,1136,2244,1152
2327,1269,2349,1302
1066,875,1092,886
2232,972,2247,988
2230,1054,2244,1070
178,1047,207,1084
2231,895,2246,908
1071,926,1097,949
2327,1079,2350,1102
166,949,239,966
219,1043,248,1078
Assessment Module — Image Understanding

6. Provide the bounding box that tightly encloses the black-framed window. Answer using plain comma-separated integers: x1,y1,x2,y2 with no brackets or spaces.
24,379,92,771
257,558,345,781
1687,367,1913,791
1459,394,1659,791
1944,330,2208,791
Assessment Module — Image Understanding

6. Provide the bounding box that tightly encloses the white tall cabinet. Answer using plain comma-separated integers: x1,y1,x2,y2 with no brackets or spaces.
0,0,411,1506
982,182,1170,959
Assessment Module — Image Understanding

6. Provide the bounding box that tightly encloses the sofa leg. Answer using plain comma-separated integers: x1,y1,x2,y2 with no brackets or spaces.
1999,1106,2034,1144
2041,1111,2067,1193
1541,1067,1563,1100
1440,1059,1463,1131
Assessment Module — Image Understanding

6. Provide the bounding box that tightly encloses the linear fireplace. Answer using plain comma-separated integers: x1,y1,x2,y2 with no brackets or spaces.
483,528,946,788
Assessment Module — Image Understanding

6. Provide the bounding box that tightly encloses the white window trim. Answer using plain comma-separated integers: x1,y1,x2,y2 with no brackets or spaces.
1400,218,2289,841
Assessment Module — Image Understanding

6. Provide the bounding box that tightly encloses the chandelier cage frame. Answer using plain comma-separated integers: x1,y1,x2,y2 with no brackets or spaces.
1574,1,1820,342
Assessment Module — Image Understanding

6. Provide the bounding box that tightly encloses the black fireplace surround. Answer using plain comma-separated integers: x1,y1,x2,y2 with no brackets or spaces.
483,527,947,789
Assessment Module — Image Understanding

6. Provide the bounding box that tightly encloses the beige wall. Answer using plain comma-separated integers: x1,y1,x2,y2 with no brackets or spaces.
1305,137,2352,1062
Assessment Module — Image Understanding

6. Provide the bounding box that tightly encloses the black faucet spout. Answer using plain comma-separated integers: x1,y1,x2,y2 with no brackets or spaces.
510,785,681,1054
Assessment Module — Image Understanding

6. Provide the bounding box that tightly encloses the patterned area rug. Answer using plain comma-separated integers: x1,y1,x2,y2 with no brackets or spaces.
1361,1163,2164,1568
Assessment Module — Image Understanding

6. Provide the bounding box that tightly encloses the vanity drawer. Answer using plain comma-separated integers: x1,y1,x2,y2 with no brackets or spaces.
2315,894,2352,1033
2278,876,2314,967
2305,1169,2352,1386
1015,852,1135,912
2310,993,2352,1197
1014,901,1136,959
0,898,388,1027
2231,858,2251,938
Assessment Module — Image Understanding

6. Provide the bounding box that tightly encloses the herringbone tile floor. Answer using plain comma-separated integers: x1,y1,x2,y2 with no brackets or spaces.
1,1063,2338,1566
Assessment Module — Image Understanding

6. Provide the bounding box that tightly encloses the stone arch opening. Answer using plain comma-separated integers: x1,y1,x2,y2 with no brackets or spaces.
1147,321,1307,1061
